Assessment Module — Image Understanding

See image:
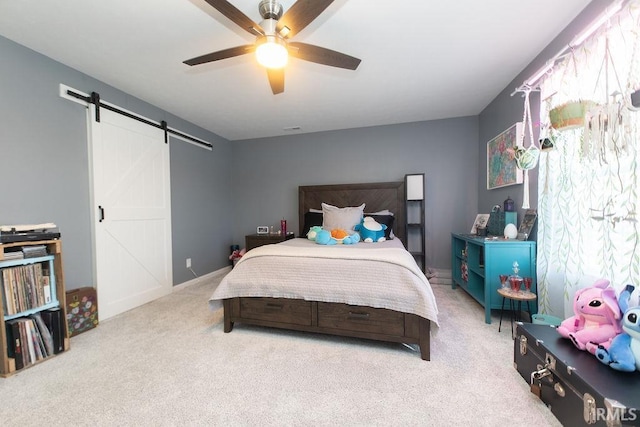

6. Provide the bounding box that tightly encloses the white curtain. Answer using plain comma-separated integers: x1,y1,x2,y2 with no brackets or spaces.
537,1,640,317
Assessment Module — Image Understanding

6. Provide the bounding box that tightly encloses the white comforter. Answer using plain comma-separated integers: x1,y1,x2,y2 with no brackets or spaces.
209,238,439,329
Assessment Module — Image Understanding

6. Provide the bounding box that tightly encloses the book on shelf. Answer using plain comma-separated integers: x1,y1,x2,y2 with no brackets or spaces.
5,319,24,370
23,318,37,364
2,249,24,260
32,312,54,356
41,307,64,354
1,261,51,315
5,314,58,372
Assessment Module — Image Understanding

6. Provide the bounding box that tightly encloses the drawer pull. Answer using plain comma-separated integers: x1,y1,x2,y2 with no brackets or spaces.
348,312,370,320
265,303,284,310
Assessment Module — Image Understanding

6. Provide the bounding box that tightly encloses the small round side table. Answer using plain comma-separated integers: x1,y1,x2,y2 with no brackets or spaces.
497,287,537,337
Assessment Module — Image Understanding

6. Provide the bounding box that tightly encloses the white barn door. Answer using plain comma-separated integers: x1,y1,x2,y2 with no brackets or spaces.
89,106,172,320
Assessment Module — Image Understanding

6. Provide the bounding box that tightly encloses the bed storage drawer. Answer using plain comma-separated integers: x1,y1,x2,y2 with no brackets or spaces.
239,297,312,326
317,302,405,336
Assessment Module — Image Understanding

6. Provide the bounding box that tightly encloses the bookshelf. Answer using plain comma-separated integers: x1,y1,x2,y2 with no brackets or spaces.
0,240,69,376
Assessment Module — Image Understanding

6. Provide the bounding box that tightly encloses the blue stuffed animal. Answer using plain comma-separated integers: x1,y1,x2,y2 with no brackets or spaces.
355,216,387,243
595,284,640,372
306,225,323,241
314,229,360,245
315,229,337,245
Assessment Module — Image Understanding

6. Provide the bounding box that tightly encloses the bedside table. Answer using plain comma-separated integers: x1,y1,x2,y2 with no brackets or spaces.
245,233,295,251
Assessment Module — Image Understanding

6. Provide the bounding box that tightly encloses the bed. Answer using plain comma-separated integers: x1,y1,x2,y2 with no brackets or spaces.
209,181,439,360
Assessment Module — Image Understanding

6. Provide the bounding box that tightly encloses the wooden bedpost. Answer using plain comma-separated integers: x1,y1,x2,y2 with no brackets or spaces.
419,318,431,361
223,299,234,333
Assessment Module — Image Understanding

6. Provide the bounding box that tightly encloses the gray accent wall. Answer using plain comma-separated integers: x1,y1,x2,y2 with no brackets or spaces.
230,118,479,269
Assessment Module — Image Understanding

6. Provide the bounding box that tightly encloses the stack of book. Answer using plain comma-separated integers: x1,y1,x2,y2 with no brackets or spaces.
2,250,24,261
21,245,48,258
5,309,64,371
1,262,52,315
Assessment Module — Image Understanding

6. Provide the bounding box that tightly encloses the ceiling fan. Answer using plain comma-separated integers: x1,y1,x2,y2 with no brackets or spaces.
183,0,361,94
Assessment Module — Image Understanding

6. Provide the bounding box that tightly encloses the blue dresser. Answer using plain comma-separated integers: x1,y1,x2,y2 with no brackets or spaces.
451,233,537,323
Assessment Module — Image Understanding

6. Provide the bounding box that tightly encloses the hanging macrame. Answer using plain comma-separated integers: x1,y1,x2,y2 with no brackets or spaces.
625,11,640,111
582,35,631,161
512,88,540,209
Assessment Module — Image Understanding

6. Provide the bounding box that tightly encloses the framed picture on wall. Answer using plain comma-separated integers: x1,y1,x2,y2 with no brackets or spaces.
486,122,524,189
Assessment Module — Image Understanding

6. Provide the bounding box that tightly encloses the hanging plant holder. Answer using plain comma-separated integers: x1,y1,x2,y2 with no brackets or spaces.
512,88,541,209
549,100,597,130
540,136,555,151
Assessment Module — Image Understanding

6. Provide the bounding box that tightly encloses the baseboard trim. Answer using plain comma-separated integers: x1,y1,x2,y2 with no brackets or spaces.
427,268,452,285
173,266,231,292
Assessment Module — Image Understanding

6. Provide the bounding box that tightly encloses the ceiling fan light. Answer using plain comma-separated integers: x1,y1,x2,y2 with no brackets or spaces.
256,36,288,69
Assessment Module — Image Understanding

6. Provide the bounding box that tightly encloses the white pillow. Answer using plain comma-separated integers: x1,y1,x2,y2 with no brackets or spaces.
322,202,365,231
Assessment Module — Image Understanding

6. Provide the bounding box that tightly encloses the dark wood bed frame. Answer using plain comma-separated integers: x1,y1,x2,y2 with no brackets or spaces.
222,181,431,360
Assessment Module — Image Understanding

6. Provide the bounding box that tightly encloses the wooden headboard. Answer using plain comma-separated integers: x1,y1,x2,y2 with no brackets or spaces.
298,181,406,246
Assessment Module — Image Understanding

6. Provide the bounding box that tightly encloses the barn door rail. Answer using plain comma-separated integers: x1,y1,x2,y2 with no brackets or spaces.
61,84,213,150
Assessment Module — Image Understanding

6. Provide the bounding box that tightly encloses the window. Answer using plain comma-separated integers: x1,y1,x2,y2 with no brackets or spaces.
537,4,640,317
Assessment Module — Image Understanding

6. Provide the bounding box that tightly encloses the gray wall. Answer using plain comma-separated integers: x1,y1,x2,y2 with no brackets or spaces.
478,0,611,229
0,35,233,288
230,118,479,269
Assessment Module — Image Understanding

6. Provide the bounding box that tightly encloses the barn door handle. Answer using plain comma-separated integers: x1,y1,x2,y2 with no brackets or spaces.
98,205,105,222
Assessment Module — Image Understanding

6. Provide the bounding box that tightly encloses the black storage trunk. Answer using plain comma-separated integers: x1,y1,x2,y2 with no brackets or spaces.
514,322,640,426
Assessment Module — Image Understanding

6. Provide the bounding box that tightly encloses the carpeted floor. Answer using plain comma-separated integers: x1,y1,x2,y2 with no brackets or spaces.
0,274,561,426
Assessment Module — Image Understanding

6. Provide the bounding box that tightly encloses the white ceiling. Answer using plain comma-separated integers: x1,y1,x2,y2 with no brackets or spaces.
0,0,592,141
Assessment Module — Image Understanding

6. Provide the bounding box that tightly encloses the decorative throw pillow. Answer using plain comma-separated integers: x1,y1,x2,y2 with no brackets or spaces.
321,202,365,232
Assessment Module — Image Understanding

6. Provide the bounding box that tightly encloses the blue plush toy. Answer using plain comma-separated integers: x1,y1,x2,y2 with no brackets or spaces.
343,232,361,245
314,229,360,245
306,225,324,241
595,285,640,372
315,229,337,245
355,216,387,243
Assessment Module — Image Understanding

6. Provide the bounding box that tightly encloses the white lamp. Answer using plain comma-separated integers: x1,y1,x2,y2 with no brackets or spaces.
406,174,424,200
255,35,288,69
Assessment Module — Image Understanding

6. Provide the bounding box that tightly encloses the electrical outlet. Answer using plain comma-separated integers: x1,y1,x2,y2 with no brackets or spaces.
186,258,191,268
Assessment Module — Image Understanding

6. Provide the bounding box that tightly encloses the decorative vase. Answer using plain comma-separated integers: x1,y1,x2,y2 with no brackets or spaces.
504,223,518,239
549,100,597,131
504,196,515,212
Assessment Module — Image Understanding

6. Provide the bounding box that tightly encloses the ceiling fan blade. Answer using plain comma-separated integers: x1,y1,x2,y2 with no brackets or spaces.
203,0,264,36
288,42,361,70
267,68,285,94
276,0,334,39
183,45,255,66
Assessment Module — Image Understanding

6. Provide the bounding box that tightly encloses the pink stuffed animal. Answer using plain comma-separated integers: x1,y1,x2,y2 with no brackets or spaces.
557,279,623,355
